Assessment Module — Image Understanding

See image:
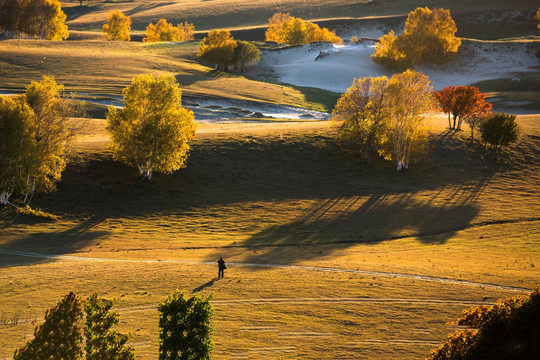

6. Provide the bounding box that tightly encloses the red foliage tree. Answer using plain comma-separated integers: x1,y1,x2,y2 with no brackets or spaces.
434,85,492,130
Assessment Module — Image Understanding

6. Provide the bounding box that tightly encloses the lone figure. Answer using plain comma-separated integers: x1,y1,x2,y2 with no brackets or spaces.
217,257,226,278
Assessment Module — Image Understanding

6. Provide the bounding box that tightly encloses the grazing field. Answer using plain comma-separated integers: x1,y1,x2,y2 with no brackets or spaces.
1,116,539,359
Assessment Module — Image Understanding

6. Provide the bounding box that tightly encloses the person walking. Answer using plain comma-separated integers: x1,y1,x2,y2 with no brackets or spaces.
218,257,226,278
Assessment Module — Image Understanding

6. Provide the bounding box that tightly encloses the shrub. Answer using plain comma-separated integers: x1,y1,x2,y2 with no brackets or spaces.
480,112,519,152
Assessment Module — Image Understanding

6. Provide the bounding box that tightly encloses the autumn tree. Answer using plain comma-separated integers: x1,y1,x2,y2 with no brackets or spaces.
85,293,135,360
17,0,69,40
233,40,260,72
536,7,540,30
13,292,84,360
331,76,389,164
265,12,342,45
372,7,460,69
427,286,540,360
102,9,131,41
198,29,238,71
22,75,74,203
434,85,492,131
480,112,519,153
143,19,194,42
381,70,436,171
106,74,196,181
0,97,35,205
158,291,214,360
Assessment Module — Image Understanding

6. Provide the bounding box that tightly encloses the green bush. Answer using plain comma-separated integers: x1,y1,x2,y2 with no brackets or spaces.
480,112,519,152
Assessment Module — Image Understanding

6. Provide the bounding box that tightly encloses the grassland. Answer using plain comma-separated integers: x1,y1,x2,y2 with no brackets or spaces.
1,116,539,359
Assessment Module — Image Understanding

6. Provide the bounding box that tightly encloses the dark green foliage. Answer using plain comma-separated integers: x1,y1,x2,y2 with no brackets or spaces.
233,40,260,72
13,292,84,360
84,293,135,360
158,291,215,360
480,112,519,152
426,286,540,360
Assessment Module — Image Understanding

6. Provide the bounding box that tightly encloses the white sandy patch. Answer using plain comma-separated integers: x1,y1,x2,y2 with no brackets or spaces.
252,40,538,92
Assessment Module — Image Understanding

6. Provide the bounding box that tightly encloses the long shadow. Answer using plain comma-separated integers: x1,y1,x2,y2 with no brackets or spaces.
0,216,107,268
192,278,218,293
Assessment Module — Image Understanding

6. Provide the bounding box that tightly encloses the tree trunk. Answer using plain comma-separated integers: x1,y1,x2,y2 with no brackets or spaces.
448,113,451,129
452,115,457,129
0,191,12,205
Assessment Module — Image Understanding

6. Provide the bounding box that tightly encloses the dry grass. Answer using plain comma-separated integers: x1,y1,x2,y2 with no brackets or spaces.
1,116,539,359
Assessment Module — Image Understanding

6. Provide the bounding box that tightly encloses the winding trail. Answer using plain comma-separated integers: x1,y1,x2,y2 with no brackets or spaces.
0,248,530,292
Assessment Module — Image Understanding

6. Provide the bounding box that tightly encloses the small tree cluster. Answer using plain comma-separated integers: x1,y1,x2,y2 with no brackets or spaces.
265,12,342,45
372,7,460,69
427,286,540,360
198,30,261,72
434,85,492,138
102,9,131,41
332,70,436,171
14,292,134,359
106,74,197,181
480,112,519,153
143,19,195,42
0,0,68,40
1,76,75,206
158,291,215,360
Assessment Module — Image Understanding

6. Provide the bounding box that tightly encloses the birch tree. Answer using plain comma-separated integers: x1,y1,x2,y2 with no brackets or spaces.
198,29,238,71
382,70,435,171
331,76,389,164
102,9,131,41
106,74,196,181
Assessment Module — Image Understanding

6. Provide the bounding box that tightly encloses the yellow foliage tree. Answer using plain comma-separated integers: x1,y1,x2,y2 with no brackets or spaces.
372,7,460,69
17,0,68,40
102,9,131,41
265,12,342,45
198,29,238,71
143,19,194,42
106,74,196,181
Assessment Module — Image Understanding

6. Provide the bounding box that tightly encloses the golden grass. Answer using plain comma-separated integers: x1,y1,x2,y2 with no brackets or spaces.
1,116,538,359
0,40,335,112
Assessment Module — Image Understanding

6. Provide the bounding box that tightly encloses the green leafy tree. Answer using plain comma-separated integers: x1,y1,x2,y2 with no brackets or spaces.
106,74,196,181
426,286,540,360
372,7,460,69
102,9,131,41
13,292,84,360
480,112,519,153
158,291,215,360
23,75,74,203
233,40,260,72
198,29,238,71
85,293,135,360
331,76,389,164
0,96,35,205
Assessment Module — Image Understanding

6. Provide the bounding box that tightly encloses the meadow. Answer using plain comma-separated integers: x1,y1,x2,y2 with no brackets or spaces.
1,0,540,359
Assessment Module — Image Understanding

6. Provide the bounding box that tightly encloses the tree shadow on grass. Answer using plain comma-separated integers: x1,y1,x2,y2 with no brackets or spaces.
192,278,218,293
0,216,108,268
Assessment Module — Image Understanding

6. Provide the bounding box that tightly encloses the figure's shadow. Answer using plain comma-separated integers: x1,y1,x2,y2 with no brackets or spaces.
192,278,218,293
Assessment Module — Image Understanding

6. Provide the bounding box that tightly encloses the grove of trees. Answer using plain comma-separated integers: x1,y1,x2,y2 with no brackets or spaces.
143,19,195,42
372,7,460,69
233,40,261,72
265,12,342,45
106,74,197,181
434,85,492,132
0,76,75,206
0,0,69,40
158,291,215,360
332,70,435,171
198,29,238,71
427,286,540,360
102,9,131,41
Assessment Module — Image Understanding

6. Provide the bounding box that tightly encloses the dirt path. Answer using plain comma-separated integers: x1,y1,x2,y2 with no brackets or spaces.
0,248,530,292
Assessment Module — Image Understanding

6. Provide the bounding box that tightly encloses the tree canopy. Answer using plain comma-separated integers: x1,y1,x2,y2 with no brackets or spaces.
198,29,238,71
332,70,435,171
265,12,342,45
158,291,215,360
102,9,131,41
427,286,540,360
143,19,194,42
0,0,69,40
434,85,492,131
372,7,460,69
233,40,261,72
106,74,196,181
480,112,519,153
